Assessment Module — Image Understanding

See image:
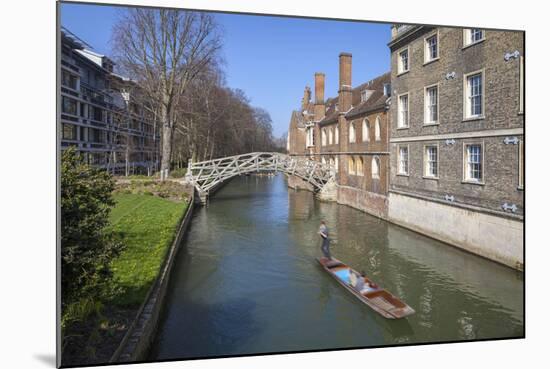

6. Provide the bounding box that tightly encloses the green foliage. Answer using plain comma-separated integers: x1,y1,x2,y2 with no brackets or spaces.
61,148,124,310
61,298,103,330
169,167,187,178
108,193,188,306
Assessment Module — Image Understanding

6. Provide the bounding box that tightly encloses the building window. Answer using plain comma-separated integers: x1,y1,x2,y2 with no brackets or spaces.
306,127,314,147
62,96,77,115
62,70,78,89
322,128,327,146
372,156,380,179
519,141,524,189
398,48,409,74
335,125,339,144
362,119,370,142
398,93,409,128
425,85,439,124
329,157,334,169
334,156,339,171
375,116,381,141
356,157,364,176
398,145,409,175
328,127,333,145
425,34,439,63
464,144,483,183
361,90,371,102
464,29,484,47
321,156,327,165
519,56,524,114
424,145,438,178
92,106,104,122
348,156,356,175
349,122,356,143
464,71,484,119
62,123,76,140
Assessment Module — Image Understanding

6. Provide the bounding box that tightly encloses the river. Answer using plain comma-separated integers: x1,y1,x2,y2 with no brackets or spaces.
149,173,523,360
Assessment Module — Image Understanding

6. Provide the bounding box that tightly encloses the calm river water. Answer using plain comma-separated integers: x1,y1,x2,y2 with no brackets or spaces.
150,174,523,360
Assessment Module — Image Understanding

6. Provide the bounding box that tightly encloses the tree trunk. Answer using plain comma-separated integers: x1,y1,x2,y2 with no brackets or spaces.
160,101,172,180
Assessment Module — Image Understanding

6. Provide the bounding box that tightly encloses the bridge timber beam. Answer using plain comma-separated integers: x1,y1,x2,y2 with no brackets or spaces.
185,152,336,204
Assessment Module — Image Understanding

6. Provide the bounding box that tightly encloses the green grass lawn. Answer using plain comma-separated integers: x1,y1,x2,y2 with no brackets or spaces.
109,193,188,307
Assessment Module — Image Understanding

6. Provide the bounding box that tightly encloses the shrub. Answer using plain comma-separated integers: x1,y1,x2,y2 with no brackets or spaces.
61,148,124,311
170,167,187,178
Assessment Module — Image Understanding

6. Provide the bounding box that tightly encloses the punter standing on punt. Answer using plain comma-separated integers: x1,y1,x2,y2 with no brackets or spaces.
319,220,331,260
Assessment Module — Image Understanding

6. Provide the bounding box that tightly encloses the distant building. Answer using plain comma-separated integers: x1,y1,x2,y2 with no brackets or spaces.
388,25,524,269
287,53,391,218
60,27,160,175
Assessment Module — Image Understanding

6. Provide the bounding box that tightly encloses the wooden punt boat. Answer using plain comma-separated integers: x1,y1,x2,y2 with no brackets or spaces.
317,257,415,319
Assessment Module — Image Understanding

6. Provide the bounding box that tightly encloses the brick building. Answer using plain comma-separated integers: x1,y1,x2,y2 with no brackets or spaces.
287,53,392,218
60,27,160,175
387,25,524,269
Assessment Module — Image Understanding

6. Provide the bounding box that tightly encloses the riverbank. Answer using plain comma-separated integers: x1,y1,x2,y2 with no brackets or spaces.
61,180,191,367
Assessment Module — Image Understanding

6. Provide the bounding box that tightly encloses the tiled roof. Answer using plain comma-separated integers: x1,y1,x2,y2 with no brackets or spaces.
318,71,390,126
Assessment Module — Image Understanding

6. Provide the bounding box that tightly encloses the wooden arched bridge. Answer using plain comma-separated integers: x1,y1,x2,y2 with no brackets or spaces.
185,152,336,203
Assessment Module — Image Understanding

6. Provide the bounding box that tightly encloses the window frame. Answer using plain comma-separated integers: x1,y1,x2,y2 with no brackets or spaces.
397,144,410,176
348,156,356,175
463,69,485,121
463,29,485,48
356,156,364,176
362,118,370,142
462,142,485,185
372,156,381,179
424,83,440,125
349,122,356,143
423,144,439,179
328,127,333,145
397,92,410,129
397,46,410,75
424,31,440,65
321,127,327,146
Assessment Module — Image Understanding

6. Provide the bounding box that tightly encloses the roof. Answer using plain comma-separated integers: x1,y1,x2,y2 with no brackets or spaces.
318,71,390,126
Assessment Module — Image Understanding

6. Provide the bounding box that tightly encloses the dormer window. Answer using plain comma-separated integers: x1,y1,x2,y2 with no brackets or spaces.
361,90,374,103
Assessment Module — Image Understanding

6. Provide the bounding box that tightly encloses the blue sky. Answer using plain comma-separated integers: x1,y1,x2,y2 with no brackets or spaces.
61,2,391,137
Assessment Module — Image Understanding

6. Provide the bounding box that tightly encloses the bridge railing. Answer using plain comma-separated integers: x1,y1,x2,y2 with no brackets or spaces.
186,152,335,194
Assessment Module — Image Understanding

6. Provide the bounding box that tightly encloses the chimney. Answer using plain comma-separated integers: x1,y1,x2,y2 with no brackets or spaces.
314,72,325,121
301,86,311,110
338,52,352,112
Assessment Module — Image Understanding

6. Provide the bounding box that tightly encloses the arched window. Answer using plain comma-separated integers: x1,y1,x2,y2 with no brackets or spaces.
335,125,339,144
375,116,381,141
349,123,356,143
357,156,364,176
362,119,370,142
329,157,334,169
321,156,327,165
372,156,380,179
334,156,339,170
328,127,333,145
348,156,356,175
322,128,327,146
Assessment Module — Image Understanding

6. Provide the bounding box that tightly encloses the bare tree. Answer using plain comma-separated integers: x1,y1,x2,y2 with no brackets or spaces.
112,8,221,179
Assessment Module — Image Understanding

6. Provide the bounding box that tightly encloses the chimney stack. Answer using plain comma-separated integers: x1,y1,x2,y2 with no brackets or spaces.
338,52,352,112
301,86,311,110
314,72,325,121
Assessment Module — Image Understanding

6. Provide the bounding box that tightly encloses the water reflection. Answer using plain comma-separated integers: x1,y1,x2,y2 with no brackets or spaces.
150,174,523,360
